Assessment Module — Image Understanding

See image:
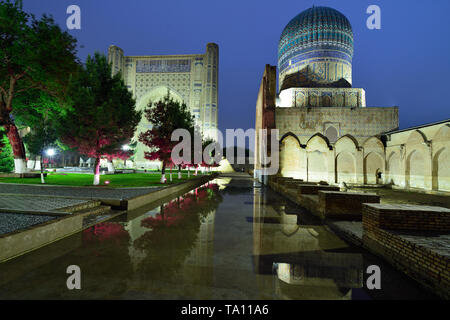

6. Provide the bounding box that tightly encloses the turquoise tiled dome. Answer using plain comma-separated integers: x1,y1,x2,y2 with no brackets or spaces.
278,6,354,87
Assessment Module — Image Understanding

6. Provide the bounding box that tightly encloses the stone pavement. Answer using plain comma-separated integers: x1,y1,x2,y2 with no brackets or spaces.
0,183,159,200
0,213,56,236
0,195,88,212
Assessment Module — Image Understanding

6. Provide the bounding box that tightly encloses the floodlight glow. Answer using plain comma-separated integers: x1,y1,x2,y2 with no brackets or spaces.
46,148,55,156
122,144,130,151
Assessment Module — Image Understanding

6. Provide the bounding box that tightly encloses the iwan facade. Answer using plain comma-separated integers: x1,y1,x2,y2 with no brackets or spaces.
108,43,219,169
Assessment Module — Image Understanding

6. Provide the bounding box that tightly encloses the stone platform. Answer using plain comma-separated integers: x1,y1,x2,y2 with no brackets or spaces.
269,177,377,220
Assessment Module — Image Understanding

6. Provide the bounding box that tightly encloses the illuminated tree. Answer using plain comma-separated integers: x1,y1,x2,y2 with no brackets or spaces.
58,53,141,185
138,93,195,183
0,130,14,172
0,0,78,172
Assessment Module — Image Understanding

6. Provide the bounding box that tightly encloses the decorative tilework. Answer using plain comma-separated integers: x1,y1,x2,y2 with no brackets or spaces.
136,59,191,73
278,6,354,87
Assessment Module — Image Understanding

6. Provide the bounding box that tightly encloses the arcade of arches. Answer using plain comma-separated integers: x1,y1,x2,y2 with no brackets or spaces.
279,122,450,193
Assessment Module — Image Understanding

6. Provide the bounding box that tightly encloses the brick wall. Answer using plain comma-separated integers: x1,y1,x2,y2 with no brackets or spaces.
318,191,380,220
362,204,450,299
363,204,450,232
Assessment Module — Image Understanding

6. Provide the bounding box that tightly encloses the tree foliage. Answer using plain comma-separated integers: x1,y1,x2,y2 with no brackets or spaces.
0,0,78,170
58,52,141,183
138,93,195,173
0,129,14,172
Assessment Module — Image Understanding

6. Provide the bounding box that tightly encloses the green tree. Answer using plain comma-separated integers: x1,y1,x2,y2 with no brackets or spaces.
22,113,58,183
0,129,14,172
14,90,68,173
0,0,78,173
58,53,141,185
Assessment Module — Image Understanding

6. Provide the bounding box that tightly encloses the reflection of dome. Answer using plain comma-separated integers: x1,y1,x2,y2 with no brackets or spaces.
278,6,354,88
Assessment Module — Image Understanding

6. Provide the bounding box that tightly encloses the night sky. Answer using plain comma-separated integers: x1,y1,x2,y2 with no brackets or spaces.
23,0,450,132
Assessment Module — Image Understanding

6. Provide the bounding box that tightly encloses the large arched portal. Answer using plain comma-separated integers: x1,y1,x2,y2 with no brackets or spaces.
133,86,184,168
336,152,356,183
364,152,384,184
406,150,425,189
279,134,306,179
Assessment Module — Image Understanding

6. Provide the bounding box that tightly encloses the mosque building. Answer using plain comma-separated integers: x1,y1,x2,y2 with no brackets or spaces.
254,6,450,192
108,43,219,169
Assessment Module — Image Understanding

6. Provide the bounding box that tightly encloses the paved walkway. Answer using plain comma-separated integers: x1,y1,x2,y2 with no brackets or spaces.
0,195,89,212
0,184,159,200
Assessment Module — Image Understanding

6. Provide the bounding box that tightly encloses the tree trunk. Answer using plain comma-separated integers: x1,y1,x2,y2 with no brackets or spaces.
34,156,41,170
27,158,36,170
40,151,45,184
93,157,101,185
107,160,115,173
4,123,27,173
161,162,166,183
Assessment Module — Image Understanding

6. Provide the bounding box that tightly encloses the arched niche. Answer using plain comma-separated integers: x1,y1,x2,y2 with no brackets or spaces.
364,152,384,185
335,152,356,183
432,147,450,192
279,133,306,179
406,150,425,189
386,151,401,186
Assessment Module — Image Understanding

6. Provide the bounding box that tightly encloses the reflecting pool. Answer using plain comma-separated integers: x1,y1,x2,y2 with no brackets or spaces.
0,176,438,299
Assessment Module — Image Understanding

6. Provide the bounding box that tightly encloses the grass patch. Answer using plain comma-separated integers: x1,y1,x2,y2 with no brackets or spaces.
0,172,208,188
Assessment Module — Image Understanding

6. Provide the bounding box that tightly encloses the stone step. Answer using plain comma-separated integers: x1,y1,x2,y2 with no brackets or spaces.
57,200,102,213
75,204,112,216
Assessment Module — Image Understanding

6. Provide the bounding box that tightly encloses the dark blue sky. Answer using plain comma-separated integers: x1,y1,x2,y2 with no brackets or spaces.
24,0,450,132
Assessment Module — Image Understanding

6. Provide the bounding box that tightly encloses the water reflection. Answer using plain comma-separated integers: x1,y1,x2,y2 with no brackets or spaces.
0,178,438,299
252,187,363,300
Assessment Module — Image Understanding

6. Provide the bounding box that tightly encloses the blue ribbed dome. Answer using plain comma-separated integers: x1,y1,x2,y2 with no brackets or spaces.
278,6,354,88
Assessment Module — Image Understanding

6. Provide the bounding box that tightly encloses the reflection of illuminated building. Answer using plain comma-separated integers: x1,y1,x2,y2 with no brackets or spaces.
182,210,216,287
215,177,232,190
252,188,363,299
124,207,161,270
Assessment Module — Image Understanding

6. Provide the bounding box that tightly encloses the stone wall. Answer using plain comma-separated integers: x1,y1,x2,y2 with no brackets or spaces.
254,65,277,184
276,106,398,146
278,119,450,193
385,121,450,192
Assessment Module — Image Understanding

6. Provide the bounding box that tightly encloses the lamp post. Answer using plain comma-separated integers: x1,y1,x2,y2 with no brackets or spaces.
46,148,55,168
122,144,130,167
